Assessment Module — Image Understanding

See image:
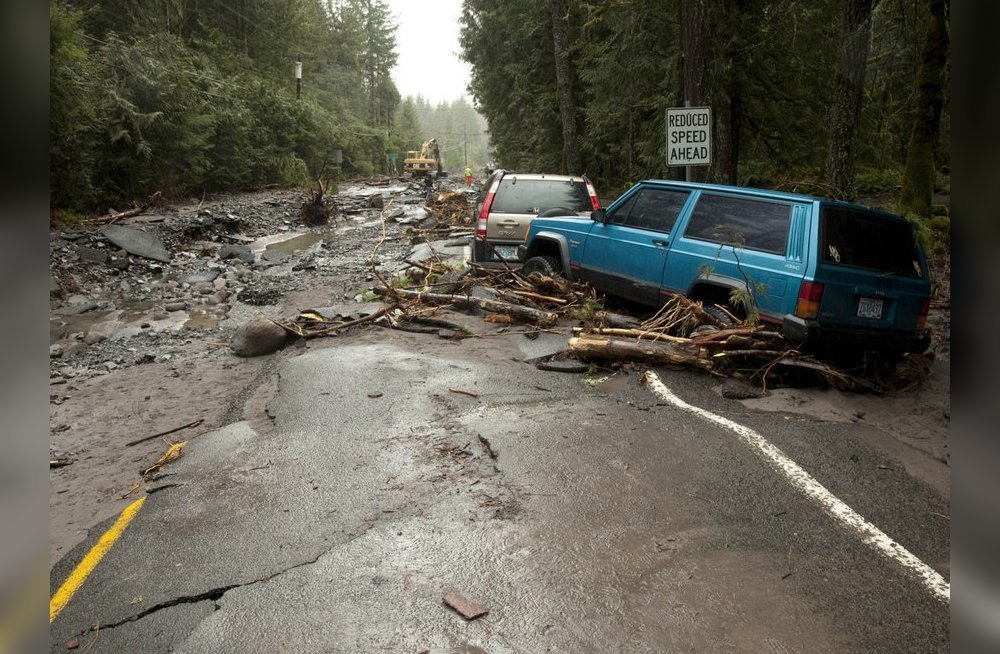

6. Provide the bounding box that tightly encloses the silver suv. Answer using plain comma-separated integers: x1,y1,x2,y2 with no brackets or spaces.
471,170,600,267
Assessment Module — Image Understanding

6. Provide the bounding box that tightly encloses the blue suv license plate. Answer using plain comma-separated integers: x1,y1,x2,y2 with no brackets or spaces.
857,297,883,319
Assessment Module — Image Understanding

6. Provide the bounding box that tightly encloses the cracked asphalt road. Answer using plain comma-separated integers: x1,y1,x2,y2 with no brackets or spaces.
49,325,950,652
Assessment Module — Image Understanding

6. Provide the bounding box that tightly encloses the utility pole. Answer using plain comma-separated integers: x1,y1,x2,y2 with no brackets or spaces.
463,124,468,167
295,54,302,100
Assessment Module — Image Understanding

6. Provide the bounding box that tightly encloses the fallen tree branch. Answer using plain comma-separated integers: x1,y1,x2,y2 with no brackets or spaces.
375,287,559,326
572,326,692,344
284,306,391,337
102,191,162,224
125,418,204,447
568,334,713,371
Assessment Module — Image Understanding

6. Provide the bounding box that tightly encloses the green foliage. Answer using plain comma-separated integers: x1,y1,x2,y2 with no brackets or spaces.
460,0,562,172
49,209,88,230
909,213,950,261
855,167,903,194
50,3,100,211
391,273,415,289
568,295,603,321
50,0,402,212
706,225,764,326
459,1,948,200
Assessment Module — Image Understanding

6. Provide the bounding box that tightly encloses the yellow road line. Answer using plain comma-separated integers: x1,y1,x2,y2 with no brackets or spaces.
49,496,147,623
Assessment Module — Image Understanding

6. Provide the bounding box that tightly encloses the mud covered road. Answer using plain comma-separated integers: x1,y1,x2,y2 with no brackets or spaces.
49,179,950,652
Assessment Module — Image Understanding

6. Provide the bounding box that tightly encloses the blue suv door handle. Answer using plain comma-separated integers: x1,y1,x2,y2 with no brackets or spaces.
652,238,669,247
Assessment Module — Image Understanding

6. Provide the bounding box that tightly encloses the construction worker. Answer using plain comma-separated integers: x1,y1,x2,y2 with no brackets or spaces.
464,165,473,187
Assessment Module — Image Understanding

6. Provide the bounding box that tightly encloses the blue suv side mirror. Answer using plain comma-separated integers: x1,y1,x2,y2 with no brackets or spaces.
591,208,608,223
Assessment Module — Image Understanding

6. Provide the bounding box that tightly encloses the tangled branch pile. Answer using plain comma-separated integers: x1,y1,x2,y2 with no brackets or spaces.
424,191,473,225
279,248,930,392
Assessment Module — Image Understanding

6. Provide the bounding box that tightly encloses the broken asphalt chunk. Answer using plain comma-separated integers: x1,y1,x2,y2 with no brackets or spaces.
442,593,489,620
101,225,171,263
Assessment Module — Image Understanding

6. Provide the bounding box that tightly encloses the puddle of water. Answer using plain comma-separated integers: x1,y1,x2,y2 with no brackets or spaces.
51,299,201,344
183,308,222,331
50,309,118,343
260,231,326,258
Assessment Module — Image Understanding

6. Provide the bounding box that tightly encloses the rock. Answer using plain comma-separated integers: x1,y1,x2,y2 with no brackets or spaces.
77,246,110,265
101,225,171,263
50,344,63,358
83,331,107,345
165,301,186,312
62,300,99,315
219,243,254,263
229,316,288,357
395,207,428,224
179,270,220,285
292,255,317,271
720,380,765,400
536,359,590,373
262,248,288,263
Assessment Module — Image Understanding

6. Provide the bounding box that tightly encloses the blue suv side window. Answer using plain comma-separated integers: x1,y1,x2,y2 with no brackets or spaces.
612,188,690,233
684,194,792,254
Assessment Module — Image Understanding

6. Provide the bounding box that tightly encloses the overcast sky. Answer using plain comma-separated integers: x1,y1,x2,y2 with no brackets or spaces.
384,0,471,106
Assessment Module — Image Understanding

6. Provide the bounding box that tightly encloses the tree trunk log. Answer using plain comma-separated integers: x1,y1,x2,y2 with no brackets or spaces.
824,0,873,200
551,0,583,174
900,0,949,217
383,288,559,326
569,335,713,371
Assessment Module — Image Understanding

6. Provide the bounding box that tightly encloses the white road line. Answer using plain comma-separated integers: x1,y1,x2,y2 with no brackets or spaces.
641,370,950,604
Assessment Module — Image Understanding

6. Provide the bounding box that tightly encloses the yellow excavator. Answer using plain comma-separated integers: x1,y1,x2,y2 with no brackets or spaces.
403,139,446,177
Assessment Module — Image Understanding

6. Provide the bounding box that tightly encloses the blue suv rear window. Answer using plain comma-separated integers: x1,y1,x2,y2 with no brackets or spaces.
820,206,923,278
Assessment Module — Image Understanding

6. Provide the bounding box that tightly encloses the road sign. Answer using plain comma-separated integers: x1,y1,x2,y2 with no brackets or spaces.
666,107,712,167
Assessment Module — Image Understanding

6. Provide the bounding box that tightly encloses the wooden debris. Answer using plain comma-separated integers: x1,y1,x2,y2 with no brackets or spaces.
569,335,714,371
300,178,336,225
101,191,162,224
449,388,479,398
126,418,204,447
377,288,559,326
442,593,489,620
122,440,187,498
424,191,472,224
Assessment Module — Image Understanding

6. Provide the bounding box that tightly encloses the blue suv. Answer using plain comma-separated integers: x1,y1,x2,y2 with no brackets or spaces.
520,180,931,355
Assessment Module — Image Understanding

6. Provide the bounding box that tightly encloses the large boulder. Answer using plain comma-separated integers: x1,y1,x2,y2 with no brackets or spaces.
229,316,288,357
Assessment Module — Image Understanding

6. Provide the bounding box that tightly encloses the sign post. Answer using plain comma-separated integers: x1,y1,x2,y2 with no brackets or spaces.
666,106,712,180
295,55,302,100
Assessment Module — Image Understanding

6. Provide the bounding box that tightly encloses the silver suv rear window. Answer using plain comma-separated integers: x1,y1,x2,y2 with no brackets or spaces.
490,178,590,214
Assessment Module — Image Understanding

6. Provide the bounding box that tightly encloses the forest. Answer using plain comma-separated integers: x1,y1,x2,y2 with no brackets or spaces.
50,0,486,215
461,0,949,223
50,0,948,232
